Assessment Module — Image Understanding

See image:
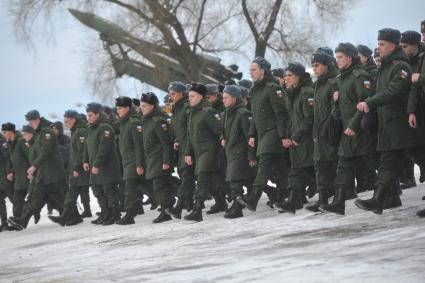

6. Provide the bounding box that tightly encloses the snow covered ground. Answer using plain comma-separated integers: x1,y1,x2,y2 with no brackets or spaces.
1,185,425,283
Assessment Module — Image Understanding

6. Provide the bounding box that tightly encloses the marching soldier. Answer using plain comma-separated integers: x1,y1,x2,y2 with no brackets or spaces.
8,110,67,230
84,103,122,225
139,92,174,223
320,43,377,215
221,85,257,218
183,83,227,222
2,123,29,219
114,97,148,225
356,29,415,214
0,128,15,231
237,57,290,212
49,110,92,226
305,51,339,212
166,82,196,219
275,63,315,214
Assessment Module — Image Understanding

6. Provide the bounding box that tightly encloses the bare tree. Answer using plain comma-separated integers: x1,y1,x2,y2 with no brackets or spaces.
241,0,351,64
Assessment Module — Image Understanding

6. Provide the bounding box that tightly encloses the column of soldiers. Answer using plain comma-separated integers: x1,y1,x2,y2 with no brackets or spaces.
1,22,425,233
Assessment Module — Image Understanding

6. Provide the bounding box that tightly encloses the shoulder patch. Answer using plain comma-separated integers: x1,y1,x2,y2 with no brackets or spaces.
161,123,168,131
214,113,221,121
276,90,284,98
363,80,371,89
166,118,172,125
79,136,85,143
2,142,8,149
44,133,51,140
104,130,111,138
308,98,315,107
400,69,408,80
136,125,143,133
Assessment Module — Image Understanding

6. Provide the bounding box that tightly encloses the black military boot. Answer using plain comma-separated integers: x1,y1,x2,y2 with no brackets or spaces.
153,208,172,224
305,190,328,212
383,183,402,210
417,208,425,217
184,198,194,212
237,190,262,212
80,203,92,218
263,185,277,208
276,189,297,214
298,191,307,208
48,208,73,226
8,208,33,230
354,185,387,214
224,199,243,219
116,208,135,225
184,199,203,222
345,184,357,200
206,192,228,215
0,216,17,232
319,186,345,215
103,207,121,226
66,206,83,226
33,211,40,224
91,207,108,225
136,199,145,215
165,198,183,219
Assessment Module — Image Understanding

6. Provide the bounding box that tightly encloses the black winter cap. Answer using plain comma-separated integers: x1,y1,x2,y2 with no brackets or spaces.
189,82,207,96
64,110,79,119
1,122,15,132
140,92,159,106
286,62,306,78
86,103,103,113
25,110,40,121
401,30,421,46
311,51,334,68
335,43,358,59
22,125,34,134
115,96,132,108
378,28,401,45
252,56,271,72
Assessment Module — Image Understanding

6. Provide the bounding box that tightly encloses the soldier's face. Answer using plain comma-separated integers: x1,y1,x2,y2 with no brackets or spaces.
312,63,328,78
250,63,265,82
86,112,100,125
335,52,352,70
52,126,59,136
140,102,154,116
2,131,14,141
28,119,40,130
206,94,218,104
377,40,396,59
22,132,33,142
284,71,300,88
222,93,237,108
188,91,203,107
401,43,418,58
169,90,183,103
116,106,130,118
63,117,76,130
359,53,368,65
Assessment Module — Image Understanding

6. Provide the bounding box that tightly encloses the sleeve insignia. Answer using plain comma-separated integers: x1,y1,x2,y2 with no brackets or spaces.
308,98,315,107
363,81,371,89
400,70,408,79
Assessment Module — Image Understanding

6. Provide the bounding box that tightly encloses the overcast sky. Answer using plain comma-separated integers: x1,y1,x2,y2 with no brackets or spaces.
1,0,424,127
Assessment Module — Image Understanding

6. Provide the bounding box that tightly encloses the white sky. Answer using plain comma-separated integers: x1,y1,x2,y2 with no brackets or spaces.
0,0,424,127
